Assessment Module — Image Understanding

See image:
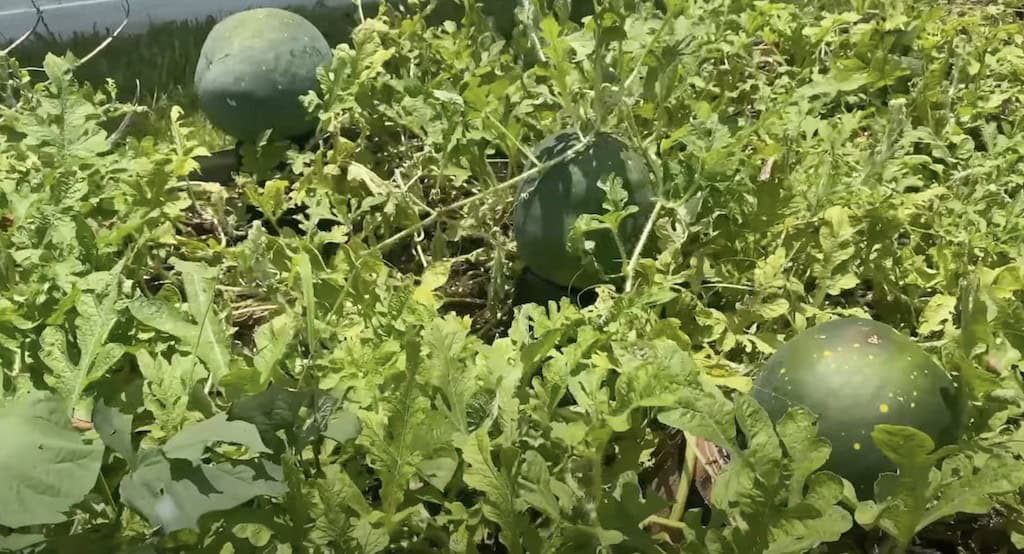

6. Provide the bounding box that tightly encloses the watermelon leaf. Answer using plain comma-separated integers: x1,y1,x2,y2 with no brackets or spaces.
856,425,1024,549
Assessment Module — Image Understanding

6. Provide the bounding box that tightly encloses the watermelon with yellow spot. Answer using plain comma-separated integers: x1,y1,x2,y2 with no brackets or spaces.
750,317,967,498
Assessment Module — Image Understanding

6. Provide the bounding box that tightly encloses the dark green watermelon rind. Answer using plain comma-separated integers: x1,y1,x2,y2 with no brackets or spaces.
512,266,598,309
512,129,655,290
750,318,967,498
194,8,333,143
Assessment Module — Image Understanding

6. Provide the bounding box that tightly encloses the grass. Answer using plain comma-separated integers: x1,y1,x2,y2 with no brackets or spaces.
6,1,382,149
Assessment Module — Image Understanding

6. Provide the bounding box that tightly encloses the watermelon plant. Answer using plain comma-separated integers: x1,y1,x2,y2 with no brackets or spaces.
418,0,597,37
750,318,968,498
3,0,1024,553
193,8,332,142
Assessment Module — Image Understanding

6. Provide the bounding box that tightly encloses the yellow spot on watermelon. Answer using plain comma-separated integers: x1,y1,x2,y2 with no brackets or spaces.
853,442,862,450
853,343,861,348
879,403,890,414
823,350,833,357
911,402,916,408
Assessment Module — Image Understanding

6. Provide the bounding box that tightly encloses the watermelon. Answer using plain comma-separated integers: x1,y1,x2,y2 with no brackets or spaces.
512,130,655,289
512,267,597,309
194,8,332,142
751,318,967,498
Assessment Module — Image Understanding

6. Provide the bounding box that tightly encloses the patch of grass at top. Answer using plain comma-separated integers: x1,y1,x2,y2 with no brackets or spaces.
8,2,379,140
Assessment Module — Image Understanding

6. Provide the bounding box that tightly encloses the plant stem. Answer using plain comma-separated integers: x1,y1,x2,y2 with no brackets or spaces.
100,472,120,519
619,15,672,98
623,200,662,293
642,515,689,531
485,112,539,166
668,434,698,521
591,446,605,509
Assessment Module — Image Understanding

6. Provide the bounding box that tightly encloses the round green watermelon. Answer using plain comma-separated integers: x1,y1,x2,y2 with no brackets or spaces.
512,130,655,289
194,8,332,142
751,318,967,498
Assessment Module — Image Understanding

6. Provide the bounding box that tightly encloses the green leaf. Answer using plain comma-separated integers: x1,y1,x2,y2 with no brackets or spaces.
0,533,46,552
775,406,831,507
174,259,233,381
351,518,389,554
917,294,957,336
73,288,123,378
519,450,569,521
413,260,453,309
711,394,783,514
422,314,478,434
610,339,698,428
38,273,128,418
459,431,527,554
39,326,78,395
291,251,317,352
323,410,362,445
0,392,103,528
596,471,669,552
248,179,288,222
162,414,270,462
415,455,458,492
252,313,297,383
309,463,374,543
93,398,136,468
854,425,957,546
762,473,852,554
919,453,1024,528
134,350,208,437
858,425,1024,547
119,449,287,533
129,296,230,384
227,384,320,453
